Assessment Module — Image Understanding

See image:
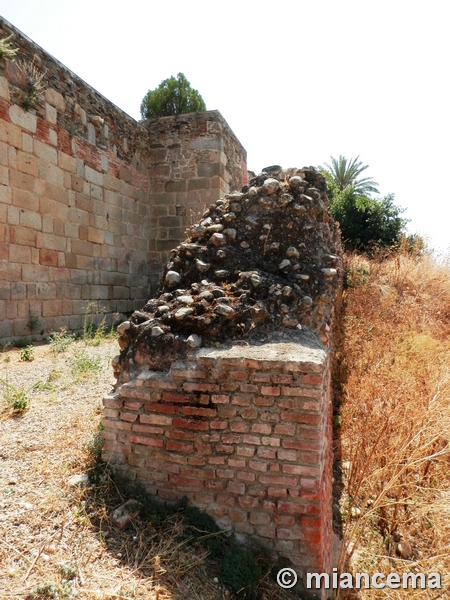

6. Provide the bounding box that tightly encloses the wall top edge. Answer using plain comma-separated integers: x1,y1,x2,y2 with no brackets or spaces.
194,336,327,365
0,16,138,123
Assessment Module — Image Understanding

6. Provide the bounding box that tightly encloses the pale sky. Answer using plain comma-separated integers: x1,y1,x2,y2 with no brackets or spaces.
1,0,449,252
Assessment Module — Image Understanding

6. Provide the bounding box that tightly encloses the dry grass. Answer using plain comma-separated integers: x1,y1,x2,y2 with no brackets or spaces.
0,338,293,600
334,251,450,598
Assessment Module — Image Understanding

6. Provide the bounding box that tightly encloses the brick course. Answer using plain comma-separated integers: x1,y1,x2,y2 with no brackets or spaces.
102,340,333,590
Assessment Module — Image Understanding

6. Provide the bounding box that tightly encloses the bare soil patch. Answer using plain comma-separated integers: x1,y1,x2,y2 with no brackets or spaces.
0,339,294,600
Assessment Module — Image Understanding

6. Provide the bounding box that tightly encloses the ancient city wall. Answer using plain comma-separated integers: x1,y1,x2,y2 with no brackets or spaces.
0,17,245,341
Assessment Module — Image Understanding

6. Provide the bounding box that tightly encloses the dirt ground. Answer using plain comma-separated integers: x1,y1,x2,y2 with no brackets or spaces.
0,339,294,600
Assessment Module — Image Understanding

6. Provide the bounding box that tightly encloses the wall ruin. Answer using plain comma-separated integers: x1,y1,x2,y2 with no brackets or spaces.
103,167,343,598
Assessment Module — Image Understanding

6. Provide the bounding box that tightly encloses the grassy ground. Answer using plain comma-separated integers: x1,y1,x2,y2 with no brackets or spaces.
334,250,450,598
0,333,293,600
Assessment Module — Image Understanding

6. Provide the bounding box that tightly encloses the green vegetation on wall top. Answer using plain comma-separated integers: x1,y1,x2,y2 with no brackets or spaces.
140,72,206,119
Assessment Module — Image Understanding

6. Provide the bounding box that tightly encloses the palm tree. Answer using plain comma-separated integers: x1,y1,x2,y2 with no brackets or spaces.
319,155,379,196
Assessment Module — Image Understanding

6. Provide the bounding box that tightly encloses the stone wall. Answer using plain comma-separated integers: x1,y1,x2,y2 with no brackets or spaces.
145,111,246,296
0,17,246,341
103,340,333,597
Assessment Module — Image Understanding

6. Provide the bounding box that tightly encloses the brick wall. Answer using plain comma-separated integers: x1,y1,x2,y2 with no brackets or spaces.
102,339,333,596
0,17,246,341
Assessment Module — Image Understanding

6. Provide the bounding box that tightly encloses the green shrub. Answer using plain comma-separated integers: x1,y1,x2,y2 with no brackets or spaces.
20,344,35,362
140,72,206,119
68,349,102,378
49,329,75,354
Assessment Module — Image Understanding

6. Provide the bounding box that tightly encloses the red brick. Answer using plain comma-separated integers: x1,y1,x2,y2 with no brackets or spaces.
249,511,271,525
194,443,213,455
221,382,240,392
221,433,241,444
216,493,236,507
133,424,164,435
274,514,295,526
240,383,258,393
283,464,320,477
237,471,256,482
259,475,297,486
216,469,234,479
302,374,323,386
140,414,172,426
231,395,250,406
243,359,262,370
261,386,280,396
216,444,235,454
124,400,142,410
182,406,216,417
226,481,245,494
252,372,271,382
249,460,268,472
251,423,272,435
218,407,236,418
229,509,248,523
147,379,178,390
269,463,280,472
209,456,226,465
183,382,220,393
277,527,303,540
261,436,280,447
262,500,276,511
243,434,261,445
103,409,119,418
254,396,274,407
205,480,225,491
129,434,163,447
108,420,132,431
171,368,207,379
267,487,288,498
145,402,178,414
238,496,259,509
101,431,117,441
210,420,228,430
275,424,296,436
257,447,276,459
169,475,204,488
237,446,255,457
228,458,246,468
167,441,194,453
121,412,138,423
271,374,294,385
103,397,123,409
278,501,320,516
165,430,196,441
187,458,206,467
211,394,229,404
173,417,209,431
162,392,196,404
230,421,248,433
280,411,321,426
277,449,297,461
260,411,280,423
180,467,214,479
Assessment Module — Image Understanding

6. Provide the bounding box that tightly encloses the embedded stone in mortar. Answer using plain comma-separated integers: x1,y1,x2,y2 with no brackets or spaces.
114,166,342,381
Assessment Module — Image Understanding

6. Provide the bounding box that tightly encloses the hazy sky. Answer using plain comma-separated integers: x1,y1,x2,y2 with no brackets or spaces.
1,1,449,251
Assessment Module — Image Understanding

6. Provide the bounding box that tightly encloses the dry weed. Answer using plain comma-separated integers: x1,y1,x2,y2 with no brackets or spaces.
335,251,450,598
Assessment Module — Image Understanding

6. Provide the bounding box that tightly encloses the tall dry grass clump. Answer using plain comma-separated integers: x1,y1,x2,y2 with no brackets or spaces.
335,251,450,598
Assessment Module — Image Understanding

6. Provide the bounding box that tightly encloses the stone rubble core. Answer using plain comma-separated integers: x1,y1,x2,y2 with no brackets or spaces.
114,166,342,383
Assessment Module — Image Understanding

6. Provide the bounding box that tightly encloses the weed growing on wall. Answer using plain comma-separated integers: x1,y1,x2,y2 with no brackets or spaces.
17,59,47,111
0,34,19,60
